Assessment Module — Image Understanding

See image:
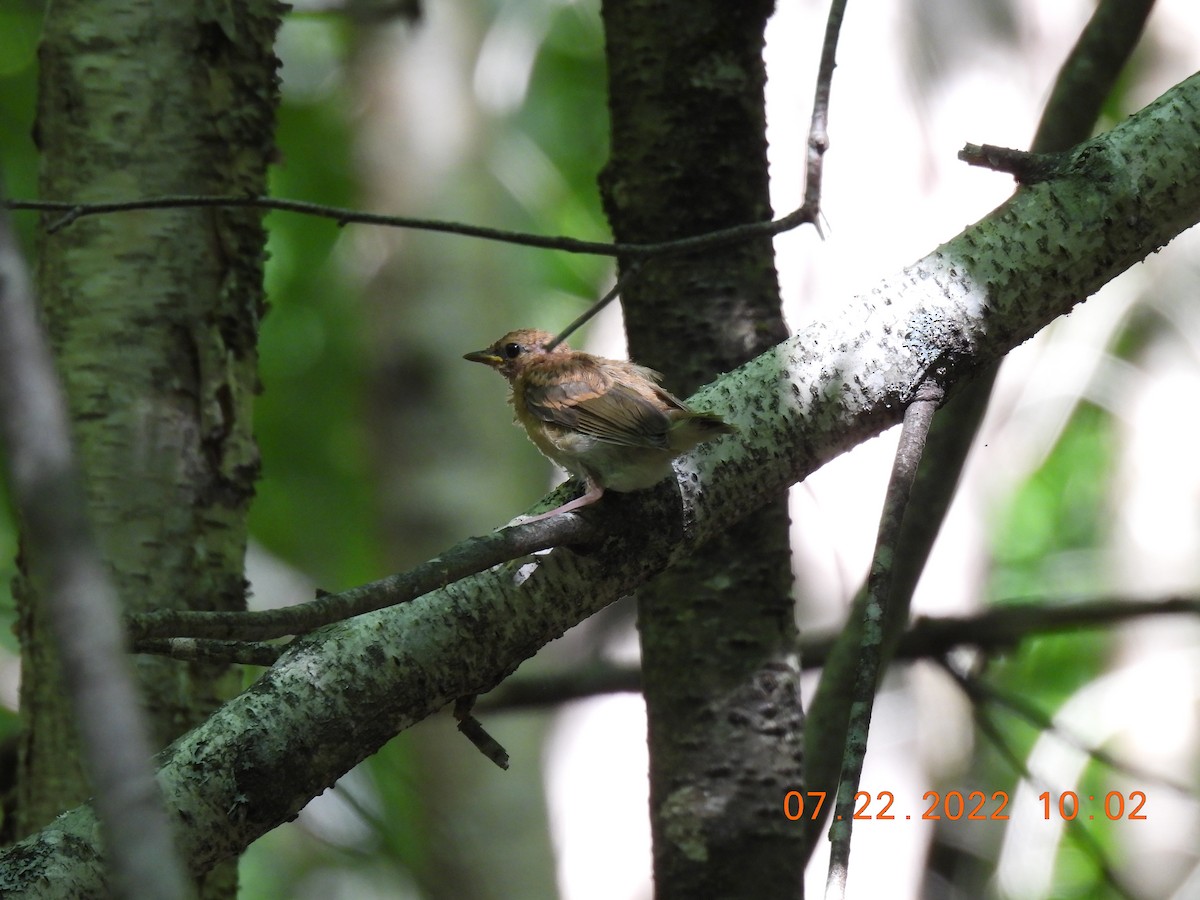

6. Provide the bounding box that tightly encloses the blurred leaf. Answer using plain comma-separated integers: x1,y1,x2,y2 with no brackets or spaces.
989,403,1116,600
252,87,381,587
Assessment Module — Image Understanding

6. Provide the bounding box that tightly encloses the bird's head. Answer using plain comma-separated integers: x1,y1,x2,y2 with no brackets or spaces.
463,329,566,380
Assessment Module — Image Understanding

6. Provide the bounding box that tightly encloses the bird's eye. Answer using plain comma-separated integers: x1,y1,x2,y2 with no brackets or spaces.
503,343,523,359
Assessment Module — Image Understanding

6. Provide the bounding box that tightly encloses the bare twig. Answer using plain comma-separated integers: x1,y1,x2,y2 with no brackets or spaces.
129,511,596,642
453,696,510,770
804,0,850,225
5,194,816,258
4,0,852,374
958,143,1063,182
825,381,943,900
544,260,645,351
133,638,286,667
0,189,191,898
4,2,850,267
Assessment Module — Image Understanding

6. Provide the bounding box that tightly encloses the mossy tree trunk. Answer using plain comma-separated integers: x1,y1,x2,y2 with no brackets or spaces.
600,1,805,896
6,2,281,894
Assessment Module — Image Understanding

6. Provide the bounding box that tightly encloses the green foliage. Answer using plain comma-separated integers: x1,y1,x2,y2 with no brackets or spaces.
989,402,1116,601
0,4,40,654
969,399,1131,894
0,5,39,205
518,4,610,298
252,47,378,588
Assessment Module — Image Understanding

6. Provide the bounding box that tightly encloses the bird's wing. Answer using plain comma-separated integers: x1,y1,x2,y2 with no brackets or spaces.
523,364,675,449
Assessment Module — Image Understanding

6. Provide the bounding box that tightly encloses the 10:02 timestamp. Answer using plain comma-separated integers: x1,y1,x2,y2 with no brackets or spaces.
1040,790,1147,821
782,790,1148,822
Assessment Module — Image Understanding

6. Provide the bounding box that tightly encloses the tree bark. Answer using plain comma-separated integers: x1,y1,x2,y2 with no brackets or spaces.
7,2,281,895
598,1,803,896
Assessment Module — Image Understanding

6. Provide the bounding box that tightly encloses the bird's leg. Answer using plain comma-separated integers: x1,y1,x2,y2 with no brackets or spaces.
520,477,604,524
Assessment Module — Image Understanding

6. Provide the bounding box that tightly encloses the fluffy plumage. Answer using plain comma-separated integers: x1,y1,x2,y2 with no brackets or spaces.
465,329,735,520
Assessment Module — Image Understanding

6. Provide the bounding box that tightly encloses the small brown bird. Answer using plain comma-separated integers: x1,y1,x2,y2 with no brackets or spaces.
465,329,736,521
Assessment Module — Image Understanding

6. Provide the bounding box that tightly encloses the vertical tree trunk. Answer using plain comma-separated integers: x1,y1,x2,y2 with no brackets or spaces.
9,2,281,894
600,1,805,896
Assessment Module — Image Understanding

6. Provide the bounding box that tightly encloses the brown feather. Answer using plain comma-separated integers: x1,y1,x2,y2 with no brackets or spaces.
522,362,674,449
465,328,737,515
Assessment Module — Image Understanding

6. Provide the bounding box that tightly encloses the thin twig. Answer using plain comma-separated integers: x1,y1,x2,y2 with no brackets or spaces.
538,0,851,357
804,0,850,226
128,511,597,642
825,381,943,900
133,638,286,666
544,260,645,351
0,187,191,899
4,194,815,258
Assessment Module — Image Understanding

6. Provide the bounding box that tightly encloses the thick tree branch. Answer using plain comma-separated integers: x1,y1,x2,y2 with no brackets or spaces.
0,72,1198,893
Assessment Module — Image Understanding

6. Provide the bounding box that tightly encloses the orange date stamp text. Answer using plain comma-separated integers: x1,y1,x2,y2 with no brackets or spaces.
782,789,1147,822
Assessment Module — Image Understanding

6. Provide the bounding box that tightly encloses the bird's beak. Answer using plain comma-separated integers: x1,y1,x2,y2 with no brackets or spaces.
464,349,503,367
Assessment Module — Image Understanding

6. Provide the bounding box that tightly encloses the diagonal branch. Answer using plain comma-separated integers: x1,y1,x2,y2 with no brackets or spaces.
825,380,943,900
128,510,596,642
